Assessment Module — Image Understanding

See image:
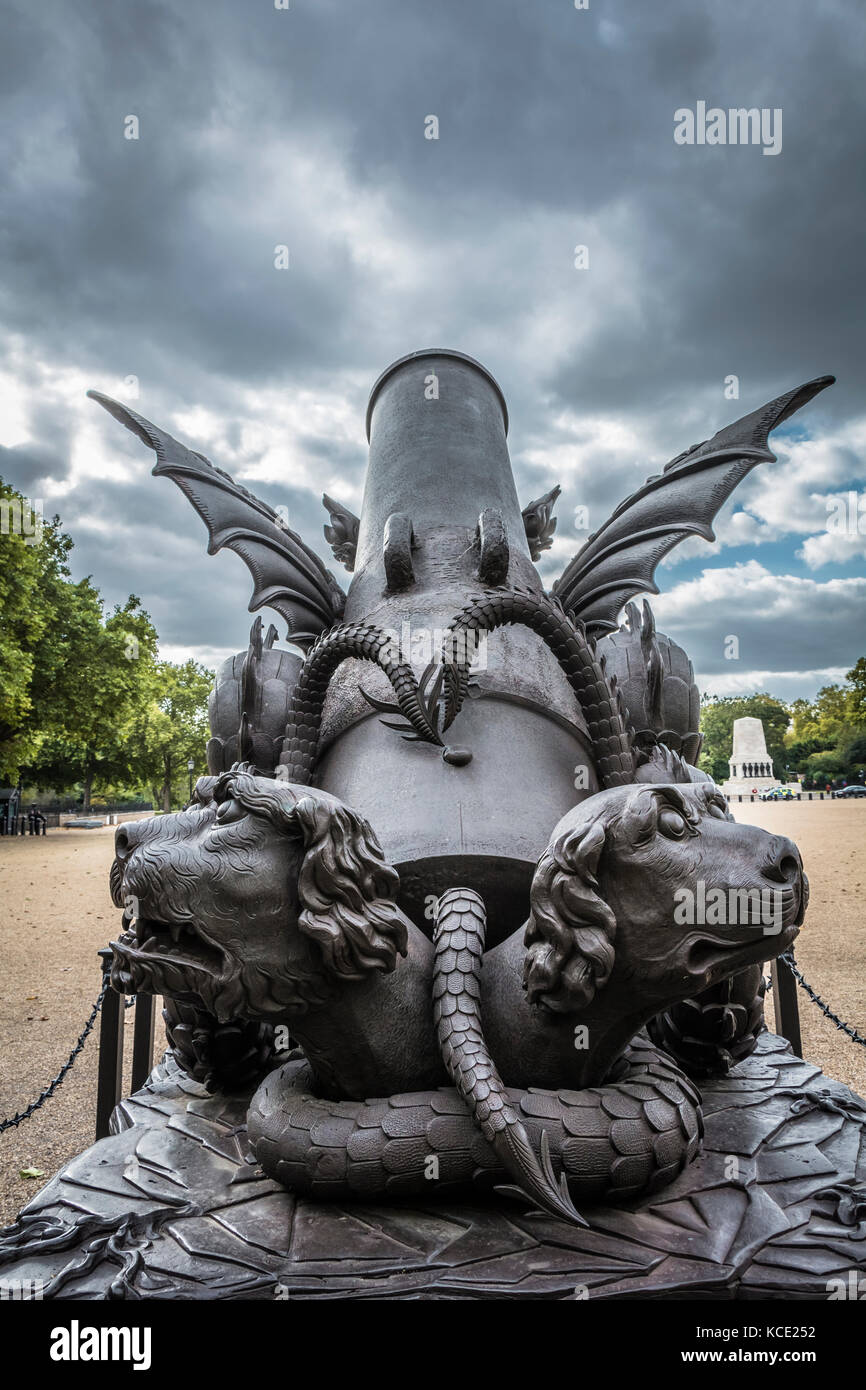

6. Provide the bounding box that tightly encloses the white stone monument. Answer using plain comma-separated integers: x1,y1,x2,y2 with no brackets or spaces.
722,716,779,795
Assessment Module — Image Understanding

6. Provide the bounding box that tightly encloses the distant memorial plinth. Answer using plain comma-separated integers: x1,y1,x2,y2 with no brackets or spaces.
722,716,779,795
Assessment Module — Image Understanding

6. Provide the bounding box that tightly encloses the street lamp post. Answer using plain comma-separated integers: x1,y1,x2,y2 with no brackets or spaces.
187,758,195,803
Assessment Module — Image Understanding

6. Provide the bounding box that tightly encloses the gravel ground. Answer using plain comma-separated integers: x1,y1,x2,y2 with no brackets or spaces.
0,801,863,1227
728,799,866,1098
0,824,167,1227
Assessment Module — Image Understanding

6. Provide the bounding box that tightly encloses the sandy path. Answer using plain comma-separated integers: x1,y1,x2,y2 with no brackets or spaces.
0,825,167,1227
728,799,866,1098
1,802,864,1226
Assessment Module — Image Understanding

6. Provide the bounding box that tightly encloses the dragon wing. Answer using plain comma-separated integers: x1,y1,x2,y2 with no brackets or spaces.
89,392,346,642
552,375,835,634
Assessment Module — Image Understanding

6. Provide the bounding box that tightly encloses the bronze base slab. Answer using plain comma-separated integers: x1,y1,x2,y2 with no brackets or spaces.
2,1033,865,1300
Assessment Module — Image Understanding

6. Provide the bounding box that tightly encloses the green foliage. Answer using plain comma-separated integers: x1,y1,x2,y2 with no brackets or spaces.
843,657,866,723
1,474,214,810
26,596,162,800
698,693,790,782
0,482,71,775
805,748,844,781
841,731,866,766
788,686,849,745
698,663,866,787
126,659,214,812
784,737,823,766
784,662,866,785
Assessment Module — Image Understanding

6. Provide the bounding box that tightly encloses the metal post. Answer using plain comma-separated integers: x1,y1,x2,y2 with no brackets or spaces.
95,948,124,1138
771,955,802,1058
130,993,156,1091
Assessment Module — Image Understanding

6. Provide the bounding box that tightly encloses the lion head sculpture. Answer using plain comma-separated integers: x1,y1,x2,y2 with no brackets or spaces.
109,769,409,1023
523,781,806,1019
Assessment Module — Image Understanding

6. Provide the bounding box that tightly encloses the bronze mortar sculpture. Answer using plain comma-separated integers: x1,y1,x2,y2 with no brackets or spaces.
96,350,827,1225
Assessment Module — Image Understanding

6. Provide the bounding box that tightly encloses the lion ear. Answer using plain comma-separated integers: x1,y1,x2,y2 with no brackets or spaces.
524,817,616,1013
291,796,408,981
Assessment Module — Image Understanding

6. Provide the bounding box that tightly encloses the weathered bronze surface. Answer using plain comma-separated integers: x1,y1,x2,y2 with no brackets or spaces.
2,1036,864,1299
5,351,862,1297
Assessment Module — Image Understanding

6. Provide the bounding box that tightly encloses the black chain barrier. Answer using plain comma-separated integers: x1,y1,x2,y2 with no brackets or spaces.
0,979,136,1133
3,942,861,1137
769,947,866,1049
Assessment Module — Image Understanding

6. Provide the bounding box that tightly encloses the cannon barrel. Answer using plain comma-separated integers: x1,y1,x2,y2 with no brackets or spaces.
315,350,598,941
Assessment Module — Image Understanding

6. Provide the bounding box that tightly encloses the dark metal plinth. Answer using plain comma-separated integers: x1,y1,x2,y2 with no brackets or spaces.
2,1033,865,1300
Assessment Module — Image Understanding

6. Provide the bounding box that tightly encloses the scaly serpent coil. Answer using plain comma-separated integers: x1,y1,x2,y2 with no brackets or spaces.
247,889,702,1223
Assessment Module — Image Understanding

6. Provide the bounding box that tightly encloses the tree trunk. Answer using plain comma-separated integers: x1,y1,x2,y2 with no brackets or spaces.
83,759,94,813
162,753,172,814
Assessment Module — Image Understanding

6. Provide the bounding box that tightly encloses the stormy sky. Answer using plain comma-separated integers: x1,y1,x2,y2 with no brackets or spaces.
1,0,864,701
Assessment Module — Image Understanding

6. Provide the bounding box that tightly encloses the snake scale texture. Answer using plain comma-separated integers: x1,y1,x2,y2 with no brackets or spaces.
247,890,703,1222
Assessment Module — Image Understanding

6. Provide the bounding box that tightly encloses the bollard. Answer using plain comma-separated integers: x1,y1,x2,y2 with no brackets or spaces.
771,955,803,1058
95,949,124,1139
130,993,156,1091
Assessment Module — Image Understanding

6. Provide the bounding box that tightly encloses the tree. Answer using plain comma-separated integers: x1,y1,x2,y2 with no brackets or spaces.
845,658,866,724
806,748,844,785
788,685,849,745
25,597,160,809
2,476,216,809
2,476,165,803
0,483,70,778
784,661,866,782
698,693,790,783
127,660,214,813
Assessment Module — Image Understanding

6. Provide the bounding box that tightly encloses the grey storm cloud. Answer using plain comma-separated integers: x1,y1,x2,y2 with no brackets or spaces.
0,0,863,696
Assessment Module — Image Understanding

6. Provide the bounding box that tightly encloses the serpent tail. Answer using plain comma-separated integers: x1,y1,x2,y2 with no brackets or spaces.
440,588,635,788
247,1036,703,1208
432,887,586,1227
278,621,442,784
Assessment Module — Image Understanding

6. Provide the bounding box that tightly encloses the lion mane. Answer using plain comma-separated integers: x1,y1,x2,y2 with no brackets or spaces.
111,769,409,1021
523,784,719,1014
523,813,616,1014
219,770,408,983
